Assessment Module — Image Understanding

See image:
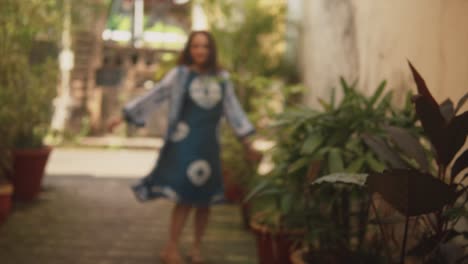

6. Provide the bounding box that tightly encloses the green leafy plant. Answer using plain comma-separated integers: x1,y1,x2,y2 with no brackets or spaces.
201,0,302,190
0,0,61,149
366,62,468,264
246,77,427,262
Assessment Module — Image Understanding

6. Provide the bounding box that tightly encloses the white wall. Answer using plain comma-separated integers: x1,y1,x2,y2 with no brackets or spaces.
301,0,468,109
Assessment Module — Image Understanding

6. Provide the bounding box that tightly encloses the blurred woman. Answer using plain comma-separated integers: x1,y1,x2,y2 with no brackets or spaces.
110,31,259,264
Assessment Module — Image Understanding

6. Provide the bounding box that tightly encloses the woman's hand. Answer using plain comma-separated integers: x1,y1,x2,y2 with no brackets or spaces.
242,138,263,163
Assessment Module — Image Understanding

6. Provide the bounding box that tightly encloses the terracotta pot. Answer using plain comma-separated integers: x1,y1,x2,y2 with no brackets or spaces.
223,168,245,203
290,249,307,264
291,248,388,264
10,147,51,201
250,214,304,264
0,180,13,225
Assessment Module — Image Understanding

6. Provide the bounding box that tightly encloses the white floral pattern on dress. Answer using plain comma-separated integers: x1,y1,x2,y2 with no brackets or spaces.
170,121,190,142
187,160,212,186
189,76,222,109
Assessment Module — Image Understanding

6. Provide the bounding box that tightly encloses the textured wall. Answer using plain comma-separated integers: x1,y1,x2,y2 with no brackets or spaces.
301,0,468,109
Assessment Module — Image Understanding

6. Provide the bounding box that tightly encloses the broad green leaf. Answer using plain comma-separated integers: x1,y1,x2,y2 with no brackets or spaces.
328,149,344,173
301,133,324,155
346,157,366,173
287,157,310,174
280,193,294,214
365,153,386,172
244,179,272,201
312,173,368,187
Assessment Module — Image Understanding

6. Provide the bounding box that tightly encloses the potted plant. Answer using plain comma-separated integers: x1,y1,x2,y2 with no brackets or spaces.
1,1,60,201
9,55,58,202
248,77,428,263
204,0,293,194
0,60,16,223
0,150,13,225
201,0,304,233
302,62,468,264
365,62,468,264
0,176,13,225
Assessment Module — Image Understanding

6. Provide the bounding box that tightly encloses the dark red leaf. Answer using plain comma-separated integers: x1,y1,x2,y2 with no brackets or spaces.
412,95,449,165
408,235,438,257
367,169,458,216
446,111,468,167
408,61,439,109
451,150,468,181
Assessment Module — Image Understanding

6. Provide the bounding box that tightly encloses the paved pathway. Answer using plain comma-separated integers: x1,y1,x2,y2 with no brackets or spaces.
45,148,158,178
0,149,257,264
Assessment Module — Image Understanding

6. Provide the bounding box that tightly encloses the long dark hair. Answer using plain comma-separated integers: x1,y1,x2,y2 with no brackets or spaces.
177,31,220,72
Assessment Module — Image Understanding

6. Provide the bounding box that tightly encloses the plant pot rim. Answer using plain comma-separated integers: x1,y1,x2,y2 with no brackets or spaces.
290,248,307,264
13,146,52,156
250,212,305,235
0,182,13,195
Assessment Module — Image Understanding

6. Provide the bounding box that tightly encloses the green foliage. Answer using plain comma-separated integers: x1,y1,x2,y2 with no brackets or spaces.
201,0,286,76
201,0,302,186
366,63,468,263
247,78,427,256
0,0,61,153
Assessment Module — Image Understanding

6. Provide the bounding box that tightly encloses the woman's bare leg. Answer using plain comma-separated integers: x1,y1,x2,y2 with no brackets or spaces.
191,206,211,263
161,203,192,263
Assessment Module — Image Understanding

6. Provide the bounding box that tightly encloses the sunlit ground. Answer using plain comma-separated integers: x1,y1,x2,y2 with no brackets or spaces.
0,148,257,264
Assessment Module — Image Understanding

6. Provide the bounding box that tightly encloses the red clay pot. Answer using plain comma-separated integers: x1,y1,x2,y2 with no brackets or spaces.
223,168,245,203
0,180,13,225
250,215,303,264
10,147,51,201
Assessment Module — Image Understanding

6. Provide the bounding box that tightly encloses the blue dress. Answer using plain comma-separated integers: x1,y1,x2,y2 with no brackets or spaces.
132,71,225,206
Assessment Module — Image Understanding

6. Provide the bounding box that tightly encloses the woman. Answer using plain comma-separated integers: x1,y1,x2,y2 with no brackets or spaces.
110,31,259,264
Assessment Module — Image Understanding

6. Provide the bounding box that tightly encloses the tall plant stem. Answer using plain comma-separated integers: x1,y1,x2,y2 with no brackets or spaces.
370,198,392,260
400,214,410,264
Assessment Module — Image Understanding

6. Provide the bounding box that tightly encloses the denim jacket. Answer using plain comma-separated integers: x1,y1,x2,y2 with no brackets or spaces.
123,65,255,141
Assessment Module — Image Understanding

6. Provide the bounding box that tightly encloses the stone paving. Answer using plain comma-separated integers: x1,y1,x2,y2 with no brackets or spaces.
0,150,258,264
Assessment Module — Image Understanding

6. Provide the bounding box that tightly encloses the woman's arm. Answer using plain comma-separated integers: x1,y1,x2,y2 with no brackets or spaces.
221,71,256,138
221,71,262,162
122,67,178,127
